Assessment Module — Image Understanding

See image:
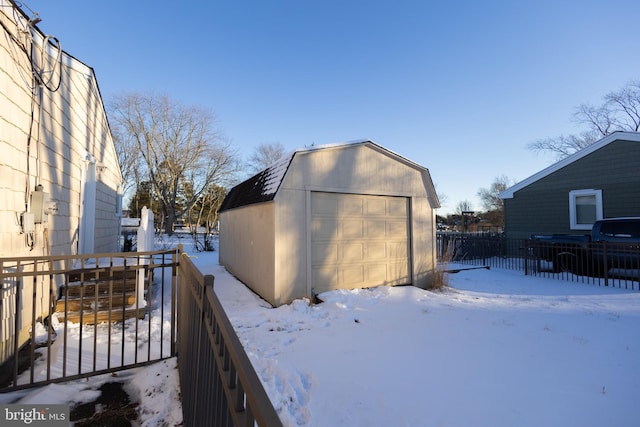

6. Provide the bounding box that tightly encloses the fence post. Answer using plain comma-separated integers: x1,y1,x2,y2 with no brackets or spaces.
171,244,182,357
602,242,609,287
524,239,529,276
137,207,155,307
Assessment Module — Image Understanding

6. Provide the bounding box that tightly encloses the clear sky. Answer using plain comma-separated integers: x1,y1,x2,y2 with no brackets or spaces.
24,0,640,214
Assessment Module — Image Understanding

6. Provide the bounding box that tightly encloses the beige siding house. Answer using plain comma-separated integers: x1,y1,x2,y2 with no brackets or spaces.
219,141,440,307
1,1,122,364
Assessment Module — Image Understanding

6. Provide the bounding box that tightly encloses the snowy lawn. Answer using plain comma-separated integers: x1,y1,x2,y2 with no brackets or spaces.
192,250,640,427
2,236,639,426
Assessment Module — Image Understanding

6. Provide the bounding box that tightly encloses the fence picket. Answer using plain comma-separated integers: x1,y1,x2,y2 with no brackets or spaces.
437,233,639,290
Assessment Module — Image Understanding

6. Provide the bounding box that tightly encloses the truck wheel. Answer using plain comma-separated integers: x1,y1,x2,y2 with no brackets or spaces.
554,253,577,273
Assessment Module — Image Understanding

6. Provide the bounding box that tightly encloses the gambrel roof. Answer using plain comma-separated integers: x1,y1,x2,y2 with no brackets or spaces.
219,153,293,212
500,131,640,199
219,139,440,212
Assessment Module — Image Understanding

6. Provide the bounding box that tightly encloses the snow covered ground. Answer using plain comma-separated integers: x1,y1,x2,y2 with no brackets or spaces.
3,235,640,426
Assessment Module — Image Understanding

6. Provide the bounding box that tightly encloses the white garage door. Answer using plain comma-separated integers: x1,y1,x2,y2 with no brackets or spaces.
310,192,411,294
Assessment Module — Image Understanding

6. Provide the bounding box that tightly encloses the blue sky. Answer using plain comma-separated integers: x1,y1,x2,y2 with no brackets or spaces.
26,0,640,214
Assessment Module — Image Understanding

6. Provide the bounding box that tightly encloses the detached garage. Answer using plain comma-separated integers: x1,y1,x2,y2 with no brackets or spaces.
218,140,440,306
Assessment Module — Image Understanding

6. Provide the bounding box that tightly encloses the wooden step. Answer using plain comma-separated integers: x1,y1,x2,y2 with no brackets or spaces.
55,294,138,312
56,308,147,324
68,266,138,282
62,280,141,297
54,265,151,325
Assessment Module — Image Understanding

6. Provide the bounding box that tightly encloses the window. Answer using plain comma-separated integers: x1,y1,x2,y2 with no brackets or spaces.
569,189,602,230
599,220,640,239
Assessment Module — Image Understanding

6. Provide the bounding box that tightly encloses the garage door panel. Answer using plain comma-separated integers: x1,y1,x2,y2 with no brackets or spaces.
365,264,387,284
341,266,364,285
312,219,338,239
311,193,338,215
341,198,364,216
366,242,386,260
388,263,410,284
388,242,408,258
342,220,364,238
311,192,411,293
365,220,386,238
387,221,407,237
312,243,338,263
341,243,364,262
366,199,386,215
387,197,407,217
313,267,338,288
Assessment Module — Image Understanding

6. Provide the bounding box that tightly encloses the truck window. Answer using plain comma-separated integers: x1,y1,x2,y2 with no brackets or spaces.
599,222,640,239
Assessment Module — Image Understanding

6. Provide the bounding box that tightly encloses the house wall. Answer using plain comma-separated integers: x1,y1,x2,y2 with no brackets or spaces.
0,1,122,365
219,203,276,304
504,139,640,240
272,144,437,305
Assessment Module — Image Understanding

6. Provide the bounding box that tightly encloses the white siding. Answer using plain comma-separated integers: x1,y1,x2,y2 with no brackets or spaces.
0,4,121,258
0,1,122,364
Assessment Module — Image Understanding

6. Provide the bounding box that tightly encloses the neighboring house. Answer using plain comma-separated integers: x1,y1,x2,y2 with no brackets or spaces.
218,140,440,307
500,131,640,240
1,1,122,364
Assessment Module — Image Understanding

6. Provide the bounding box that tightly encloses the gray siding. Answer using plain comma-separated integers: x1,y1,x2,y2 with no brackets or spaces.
505,139,640,240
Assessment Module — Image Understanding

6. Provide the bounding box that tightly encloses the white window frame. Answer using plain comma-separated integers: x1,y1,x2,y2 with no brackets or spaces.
569,189,603,230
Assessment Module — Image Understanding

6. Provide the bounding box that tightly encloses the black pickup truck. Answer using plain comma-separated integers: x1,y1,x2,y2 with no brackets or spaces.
530,217,640,275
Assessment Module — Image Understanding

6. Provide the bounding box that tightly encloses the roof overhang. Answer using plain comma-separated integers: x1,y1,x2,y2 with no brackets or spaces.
220,139,441,212
500,131,640,199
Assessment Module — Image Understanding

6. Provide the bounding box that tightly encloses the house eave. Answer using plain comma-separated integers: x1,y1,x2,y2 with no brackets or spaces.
500,131,640,199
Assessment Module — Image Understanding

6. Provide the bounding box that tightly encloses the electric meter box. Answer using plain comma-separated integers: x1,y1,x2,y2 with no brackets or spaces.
31,188,49,224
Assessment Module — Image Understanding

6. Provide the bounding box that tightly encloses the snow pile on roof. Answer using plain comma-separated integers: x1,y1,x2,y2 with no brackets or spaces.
260,152,294,196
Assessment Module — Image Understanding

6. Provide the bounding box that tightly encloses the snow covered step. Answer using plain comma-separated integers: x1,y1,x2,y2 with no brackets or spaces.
54,293,138,312
55,307,146,324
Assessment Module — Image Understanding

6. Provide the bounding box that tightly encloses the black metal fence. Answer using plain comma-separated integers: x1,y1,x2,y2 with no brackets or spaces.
437,233,640,290
176,250,282,427
0,249,178,391
1,247,283,426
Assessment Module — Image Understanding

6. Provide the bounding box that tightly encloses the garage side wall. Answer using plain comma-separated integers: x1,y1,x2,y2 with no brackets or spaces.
273,188,307,305
219,203,276,305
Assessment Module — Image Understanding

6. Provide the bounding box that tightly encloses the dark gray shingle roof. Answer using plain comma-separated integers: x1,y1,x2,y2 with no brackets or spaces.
219,153,293,212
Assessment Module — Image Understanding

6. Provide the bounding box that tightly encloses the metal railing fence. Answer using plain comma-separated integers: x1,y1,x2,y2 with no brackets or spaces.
176,249,282,427
0,249,178,391
1,246,283,426
437,233,640,290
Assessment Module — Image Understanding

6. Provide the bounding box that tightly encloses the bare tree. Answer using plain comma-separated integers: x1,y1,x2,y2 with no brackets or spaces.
478,175,512,228
602,82,640,131
455,200,473,215
478,175,512,212
455,200,474,232
109,92,239,234
247,142,286,174
111,122,141,207
527,131,600,159
185,184,227,251
433,182,448,208
528,81,640,159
